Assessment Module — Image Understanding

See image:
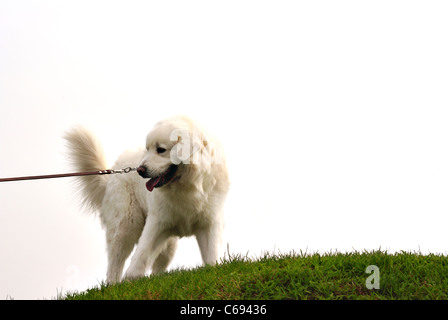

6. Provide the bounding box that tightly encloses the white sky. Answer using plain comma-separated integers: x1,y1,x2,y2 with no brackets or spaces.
1,1,448,299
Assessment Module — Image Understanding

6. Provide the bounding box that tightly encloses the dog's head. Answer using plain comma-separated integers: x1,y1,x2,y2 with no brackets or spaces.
137,116,213,192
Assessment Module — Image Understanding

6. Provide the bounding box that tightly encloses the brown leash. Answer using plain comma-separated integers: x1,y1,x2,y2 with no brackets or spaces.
0,167,136,183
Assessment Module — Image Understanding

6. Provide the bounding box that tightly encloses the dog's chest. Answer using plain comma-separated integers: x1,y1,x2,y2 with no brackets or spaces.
150,190,211,237
162,205,210,237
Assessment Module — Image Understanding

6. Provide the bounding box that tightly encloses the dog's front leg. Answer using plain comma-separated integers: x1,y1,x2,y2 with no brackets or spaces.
123,219,169,281
195,221,223,265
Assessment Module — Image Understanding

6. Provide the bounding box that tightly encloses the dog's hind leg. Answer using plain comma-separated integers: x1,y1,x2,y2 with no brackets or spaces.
151,237,178,274
105,216,144,283
103,191,146,283
106,237,133,284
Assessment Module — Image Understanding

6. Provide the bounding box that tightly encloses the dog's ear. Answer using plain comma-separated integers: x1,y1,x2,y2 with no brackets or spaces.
202,136,209,149
169,127,218,166
191,129,215,166
170,129,191,165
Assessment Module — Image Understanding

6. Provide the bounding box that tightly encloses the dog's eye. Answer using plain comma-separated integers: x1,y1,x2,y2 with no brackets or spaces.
156,147,167,154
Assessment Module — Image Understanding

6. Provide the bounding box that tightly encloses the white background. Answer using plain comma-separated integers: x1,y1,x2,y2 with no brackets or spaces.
1,1,447,299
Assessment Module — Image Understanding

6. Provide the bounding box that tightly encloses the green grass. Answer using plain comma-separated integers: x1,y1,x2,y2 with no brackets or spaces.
63,250,448,300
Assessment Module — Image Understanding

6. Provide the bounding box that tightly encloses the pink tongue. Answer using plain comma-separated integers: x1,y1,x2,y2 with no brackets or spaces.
146,176,162,192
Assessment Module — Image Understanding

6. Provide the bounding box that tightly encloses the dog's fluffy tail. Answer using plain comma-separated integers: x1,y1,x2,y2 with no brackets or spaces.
64,126,108,212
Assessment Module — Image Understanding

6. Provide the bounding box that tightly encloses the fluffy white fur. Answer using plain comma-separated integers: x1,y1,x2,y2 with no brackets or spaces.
64,116,229,283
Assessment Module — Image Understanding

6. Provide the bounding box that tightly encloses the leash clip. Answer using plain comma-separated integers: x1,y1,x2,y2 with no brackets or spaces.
111,167,137,174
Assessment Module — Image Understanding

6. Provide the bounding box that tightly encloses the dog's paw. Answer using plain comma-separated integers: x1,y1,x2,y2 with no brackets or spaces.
123,268,145,282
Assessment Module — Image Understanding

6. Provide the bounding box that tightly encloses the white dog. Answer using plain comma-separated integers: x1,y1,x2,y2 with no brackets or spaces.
64,116,229,283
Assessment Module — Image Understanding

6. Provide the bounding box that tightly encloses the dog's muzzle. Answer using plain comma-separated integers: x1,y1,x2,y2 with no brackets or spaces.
137,165,178,192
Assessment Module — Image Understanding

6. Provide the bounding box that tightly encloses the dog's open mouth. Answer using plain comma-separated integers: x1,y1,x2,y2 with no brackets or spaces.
145,165,178,192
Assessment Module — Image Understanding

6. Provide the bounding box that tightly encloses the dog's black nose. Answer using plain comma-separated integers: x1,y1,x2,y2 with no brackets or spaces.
137,165,148,178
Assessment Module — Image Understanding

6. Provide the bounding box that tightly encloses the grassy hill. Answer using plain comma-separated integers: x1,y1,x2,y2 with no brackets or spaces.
63,250,448,300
